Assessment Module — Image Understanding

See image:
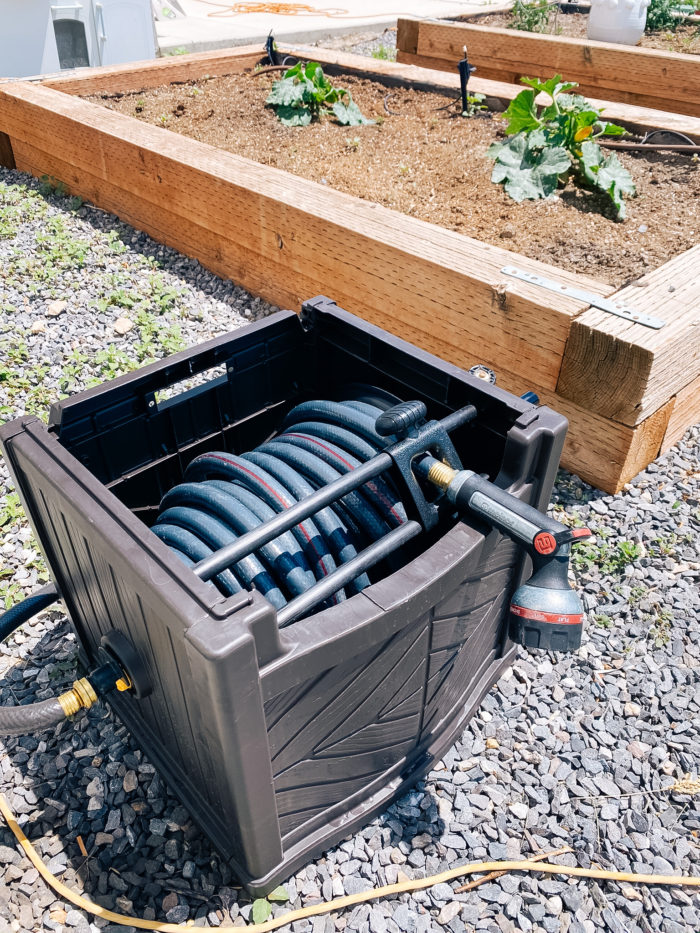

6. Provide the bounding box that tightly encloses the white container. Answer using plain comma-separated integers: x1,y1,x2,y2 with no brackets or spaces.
0,0,156,79
587,0,650,44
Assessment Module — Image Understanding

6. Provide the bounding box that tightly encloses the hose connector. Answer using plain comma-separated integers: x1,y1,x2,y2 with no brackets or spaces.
58,677,98,717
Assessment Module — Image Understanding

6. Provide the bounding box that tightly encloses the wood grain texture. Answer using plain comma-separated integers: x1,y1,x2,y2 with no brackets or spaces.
0,131,14,169
558,246,700,426
399,18,700,116
660,372,700,454
401,328,674,491
0,80,612,391
41,44,265,95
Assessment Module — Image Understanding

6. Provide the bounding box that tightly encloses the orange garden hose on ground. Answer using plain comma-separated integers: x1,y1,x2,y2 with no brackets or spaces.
2,794,700,933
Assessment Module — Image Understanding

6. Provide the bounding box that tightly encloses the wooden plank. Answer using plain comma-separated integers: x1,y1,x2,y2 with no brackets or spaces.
41,44,265,96
384,325,675,492
558,246,700,426
401,18,700,116
297,44,700,142
660,372,700,454
396,17,420,57
0,131,14,169
0,80,613,392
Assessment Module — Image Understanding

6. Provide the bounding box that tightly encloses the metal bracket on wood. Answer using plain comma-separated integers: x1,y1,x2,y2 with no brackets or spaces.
501,266,666,329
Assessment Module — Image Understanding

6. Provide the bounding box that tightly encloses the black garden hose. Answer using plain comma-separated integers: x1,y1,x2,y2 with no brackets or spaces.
153,396,410,621
0,584,69,736
0,583,58,642
0,584,121,736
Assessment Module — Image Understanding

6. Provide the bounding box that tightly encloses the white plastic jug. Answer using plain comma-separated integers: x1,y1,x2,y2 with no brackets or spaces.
587,0,650,44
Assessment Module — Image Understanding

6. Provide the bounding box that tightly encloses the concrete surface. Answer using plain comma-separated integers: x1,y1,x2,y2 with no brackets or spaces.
154,0,497,54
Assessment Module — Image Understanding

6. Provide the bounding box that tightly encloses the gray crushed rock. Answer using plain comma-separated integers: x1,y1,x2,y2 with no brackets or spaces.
1,161,699,933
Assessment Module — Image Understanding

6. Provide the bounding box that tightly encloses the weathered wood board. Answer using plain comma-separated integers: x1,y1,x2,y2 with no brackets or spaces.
396,17,700,117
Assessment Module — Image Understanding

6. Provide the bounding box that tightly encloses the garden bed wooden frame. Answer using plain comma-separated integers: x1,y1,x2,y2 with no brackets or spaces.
0,46,698,493
396,16,700,116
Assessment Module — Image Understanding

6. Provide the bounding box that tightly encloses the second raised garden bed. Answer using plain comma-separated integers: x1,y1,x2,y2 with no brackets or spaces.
0,46,698,492
396,15,700,115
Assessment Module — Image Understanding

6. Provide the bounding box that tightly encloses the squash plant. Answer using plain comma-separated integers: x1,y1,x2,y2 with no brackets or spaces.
488,75,636,218
266,61,373,127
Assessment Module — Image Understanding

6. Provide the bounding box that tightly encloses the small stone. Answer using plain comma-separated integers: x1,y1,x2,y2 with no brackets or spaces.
499,225,515,240
624,702,641,717
65,909,87,926
485,738,499,749
0,844,20,865
47,299,67,316
30,319,47,334
123,771,138,793
509,802,528,820
114,317,133,335
437,902,461,925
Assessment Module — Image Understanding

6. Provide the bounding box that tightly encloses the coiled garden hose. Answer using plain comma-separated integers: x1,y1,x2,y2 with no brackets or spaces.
153,397,408,620
0,584,124,736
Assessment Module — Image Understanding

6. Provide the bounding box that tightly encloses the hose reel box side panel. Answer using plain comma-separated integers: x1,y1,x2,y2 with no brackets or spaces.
0,417,281,875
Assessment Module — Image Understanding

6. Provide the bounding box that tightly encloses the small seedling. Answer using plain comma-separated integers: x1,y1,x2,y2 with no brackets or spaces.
266,61,373,127
510,0,552,32
488,74,635,218
371,44,396,61
251,886,289,924
462,92,487,117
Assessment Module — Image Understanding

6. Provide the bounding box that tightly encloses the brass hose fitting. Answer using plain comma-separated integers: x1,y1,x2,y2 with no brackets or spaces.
426,460,457,491
58,677,98,717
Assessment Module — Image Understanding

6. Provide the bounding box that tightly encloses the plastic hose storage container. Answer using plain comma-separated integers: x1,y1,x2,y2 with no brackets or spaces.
0,297,567,894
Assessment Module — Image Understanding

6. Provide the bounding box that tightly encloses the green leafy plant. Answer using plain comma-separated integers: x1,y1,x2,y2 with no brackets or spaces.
266,61,373,127
462,92,487,117
371,44,396,61
251,886,289,924
488,75,635,218
645,0,682,31
510,0,552,32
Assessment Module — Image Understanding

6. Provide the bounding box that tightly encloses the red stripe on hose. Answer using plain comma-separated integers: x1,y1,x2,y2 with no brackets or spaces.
196,454,331,579
283,432,403,525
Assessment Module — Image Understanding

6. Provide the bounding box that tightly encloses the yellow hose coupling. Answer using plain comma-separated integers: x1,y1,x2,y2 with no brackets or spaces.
58,677,98,718
426,461,457,491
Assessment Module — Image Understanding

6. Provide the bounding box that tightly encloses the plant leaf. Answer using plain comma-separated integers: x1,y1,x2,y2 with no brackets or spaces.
503,89,540,135
490,133,570,201
252,900,272,924
332,99,374,126
521,74,578,99
579,140,636,218
598,121,627,137
267,886,289,903
266,78,306,107
274,104,313,126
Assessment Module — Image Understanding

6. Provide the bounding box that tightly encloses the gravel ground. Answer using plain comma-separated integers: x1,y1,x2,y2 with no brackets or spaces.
1,166,699,933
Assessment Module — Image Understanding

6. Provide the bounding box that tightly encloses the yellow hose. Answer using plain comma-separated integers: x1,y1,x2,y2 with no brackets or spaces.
1,793,698,933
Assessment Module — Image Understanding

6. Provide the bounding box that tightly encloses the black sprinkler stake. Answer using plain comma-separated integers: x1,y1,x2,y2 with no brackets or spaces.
458,45,477,115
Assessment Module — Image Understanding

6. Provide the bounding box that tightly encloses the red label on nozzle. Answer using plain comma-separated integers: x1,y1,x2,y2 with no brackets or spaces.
511,604,583,625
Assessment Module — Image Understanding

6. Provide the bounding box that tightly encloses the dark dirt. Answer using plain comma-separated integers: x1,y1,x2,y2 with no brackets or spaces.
86,72,700,287
463,10,700,53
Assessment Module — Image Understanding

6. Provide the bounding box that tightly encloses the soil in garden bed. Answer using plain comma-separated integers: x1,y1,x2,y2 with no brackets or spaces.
87,73,700,287
460,10,700,53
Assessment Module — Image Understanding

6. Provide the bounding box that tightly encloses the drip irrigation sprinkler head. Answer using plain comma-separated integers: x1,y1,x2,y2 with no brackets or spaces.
458,45,477,115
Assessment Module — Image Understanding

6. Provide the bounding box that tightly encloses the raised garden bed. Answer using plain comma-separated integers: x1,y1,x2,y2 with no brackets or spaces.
83,71,699,288
454,6,700,55
396,15,700,115
0,45,698,493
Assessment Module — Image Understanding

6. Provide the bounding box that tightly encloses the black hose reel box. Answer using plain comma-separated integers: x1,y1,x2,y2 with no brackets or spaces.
0,297,567,894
